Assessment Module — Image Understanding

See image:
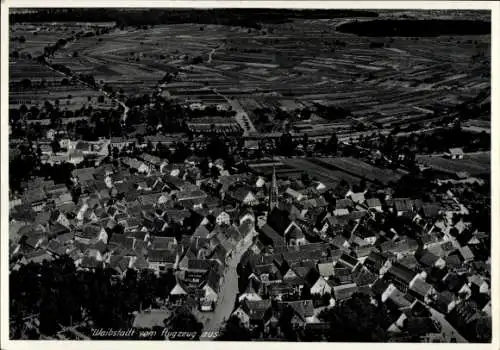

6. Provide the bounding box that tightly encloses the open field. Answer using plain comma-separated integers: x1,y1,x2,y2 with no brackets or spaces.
249,157,403,187
310,157,405,184
417,152,490,176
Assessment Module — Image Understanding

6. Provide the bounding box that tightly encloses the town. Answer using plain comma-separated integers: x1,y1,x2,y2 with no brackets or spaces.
7,8,491,343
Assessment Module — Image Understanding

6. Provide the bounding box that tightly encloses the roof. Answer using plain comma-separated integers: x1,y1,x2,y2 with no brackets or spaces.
352,265,377,286
410,278,433,298
205,270,221,291
386,263,417,285
279,300,314,319
259,224,285,246
336,198,353,209
366,198,382,208
333,283,359,301
241,299,272,321
419,251,441,267
392,198,414,212
80,256,101,269
449,148,464,155
148,250,177,263
317,262,335,278
458,245,475,260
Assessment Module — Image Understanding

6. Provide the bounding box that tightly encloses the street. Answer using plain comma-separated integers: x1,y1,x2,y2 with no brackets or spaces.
199,238,254,341
428,307,467,343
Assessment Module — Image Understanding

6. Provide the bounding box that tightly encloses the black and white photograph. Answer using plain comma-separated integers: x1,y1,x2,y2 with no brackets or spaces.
1,3,497,346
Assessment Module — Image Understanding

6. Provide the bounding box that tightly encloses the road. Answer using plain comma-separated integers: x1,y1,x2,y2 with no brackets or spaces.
43,60,129,124
428,307,467,343
199,238,254,341
212,88,257,137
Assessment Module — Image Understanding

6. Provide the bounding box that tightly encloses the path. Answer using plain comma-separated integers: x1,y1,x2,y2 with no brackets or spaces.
207,44,224,64
428,307,467,343
199,238,253,341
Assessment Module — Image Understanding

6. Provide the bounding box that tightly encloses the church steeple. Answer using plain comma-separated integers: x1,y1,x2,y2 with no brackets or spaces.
269,165,278,210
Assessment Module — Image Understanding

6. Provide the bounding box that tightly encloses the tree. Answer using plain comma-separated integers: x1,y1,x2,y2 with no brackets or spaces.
20,79,32,89
51,139,61,154
318,293,391,342
279,132,294,156
217,315,252,341
327,133,338,154
165,307,203,340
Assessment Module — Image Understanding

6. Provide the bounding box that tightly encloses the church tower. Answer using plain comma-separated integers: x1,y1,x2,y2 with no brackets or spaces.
269,166,279,210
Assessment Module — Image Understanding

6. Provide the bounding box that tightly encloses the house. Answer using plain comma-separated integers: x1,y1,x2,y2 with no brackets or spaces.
285,187,306,202
366,198,383,212
148,250,178,273
267,208,305,246
346,190,365,205
238,278,262,302
317,262,335,280
169,279,189,303
433,291,457,314
467,275,489,295
308,268,332,296
332,283,359,305
75,224,108,245
448,148,464,160
456,245,475,263
418,250,446,270
258,224,286,248
409,277,436,303
384,263,417,292
233,299,272,330
201,270,221,311
363,251,391,276
278,300,315,328
381,284,412,311
333,199,353,216
390,198,414,216
352,264,377,286
230,188,258,206
209,209,231,226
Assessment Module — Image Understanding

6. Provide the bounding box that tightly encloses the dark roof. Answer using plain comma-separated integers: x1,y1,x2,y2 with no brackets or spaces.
333,283,359,301
259,224,285,246
80,256,102,269
267,208,292,235
386,263,417,285
419,251,441,267
241,299,272,322
148,250,177,263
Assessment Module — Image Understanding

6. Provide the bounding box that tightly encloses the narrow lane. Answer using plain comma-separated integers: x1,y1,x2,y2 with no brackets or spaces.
199,238,253,341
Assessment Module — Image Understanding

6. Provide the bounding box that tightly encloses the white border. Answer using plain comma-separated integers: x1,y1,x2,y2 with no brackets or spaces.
1,2,499,350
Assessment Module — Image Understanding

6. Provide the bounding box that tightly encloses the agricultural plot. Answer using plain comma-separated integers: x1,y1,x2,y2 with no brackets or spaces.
311,157,404,185
417,152,490,176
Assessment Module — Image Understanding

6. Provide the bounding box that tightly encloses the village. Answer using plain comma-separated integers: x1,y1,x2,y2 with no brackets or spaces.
7,7,492,344
8,128,491,342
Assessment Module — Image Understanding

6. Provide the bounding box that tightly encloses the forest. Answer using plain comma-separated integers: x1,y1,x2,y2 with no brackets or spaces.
11,9,378,29
336,19,491,37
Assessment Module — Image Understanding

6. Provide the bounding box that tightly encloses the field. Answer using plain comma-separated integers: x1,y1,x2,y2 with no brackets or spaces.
249,157,404,187
417,152,490,176
9,10,490,127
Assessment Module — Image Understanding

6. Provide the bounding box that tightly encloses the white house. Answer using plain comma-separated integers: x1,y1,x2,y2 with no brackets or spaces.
310,276,332,296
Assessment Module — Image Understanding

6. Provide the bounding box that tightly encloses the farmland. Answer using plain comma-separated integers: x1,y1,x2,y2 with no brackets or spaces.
249,156,405,187
417,152,490,177
9,9,490,132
